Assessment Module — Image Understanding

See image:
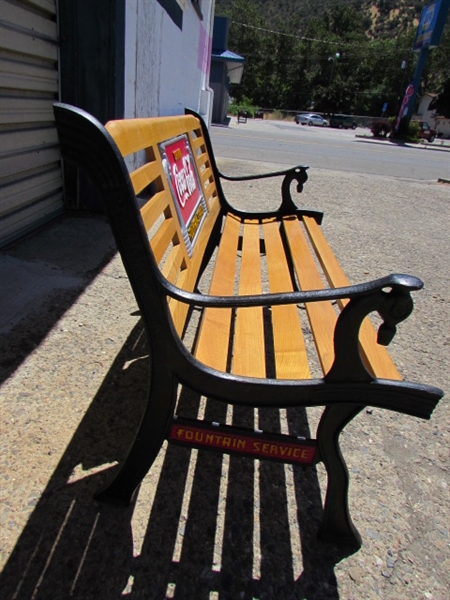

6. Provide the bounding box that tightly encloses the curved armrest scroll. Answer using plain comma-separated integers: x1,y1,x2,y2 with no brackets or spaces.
325,275,423,383
218,166,317,220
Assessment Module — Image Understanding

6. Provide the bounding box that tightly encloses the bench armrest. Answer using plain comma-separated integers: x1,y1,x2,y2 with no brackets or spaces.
218,164,307,183
218,165,324,221
183,109,321,221
163,273,422,310
165,273,423,382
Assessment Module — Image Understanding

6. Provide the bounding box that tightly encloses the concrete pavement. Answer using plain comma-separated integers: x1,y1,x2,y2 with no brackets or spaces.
1,162,449,600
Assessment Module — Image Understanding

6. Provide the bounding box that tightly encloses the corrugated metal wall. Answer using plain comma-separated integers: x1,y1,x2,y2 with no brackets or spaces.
0,0,62,248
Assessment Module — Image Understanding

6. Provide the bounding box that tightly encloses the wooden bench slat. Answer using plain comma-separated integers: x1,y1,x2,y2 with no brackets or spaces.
150,217,177,264
140,189,170,234
303,216,402,381
200,171,214,193
200,165,214,187
262,220,310,379
106,115,202,157
282,217,338,375
189,135,205,151
196,152,210,170
194,214,241,370
130,161,161,195
169,198,222,336
232,221,266,378
168,270,191,337
203,180,218,205
161,243,185,284
302,216,351,293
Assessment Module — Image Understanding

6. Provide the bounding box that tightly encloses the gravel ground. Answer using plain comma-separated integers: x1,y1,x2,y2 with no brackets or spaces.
0,162,448,600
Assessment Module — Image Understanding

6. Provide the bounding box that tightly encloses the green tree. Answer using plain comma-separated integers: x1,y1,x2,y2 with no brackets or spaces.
224,0,268,105
219,0,448,116
423,26,450,98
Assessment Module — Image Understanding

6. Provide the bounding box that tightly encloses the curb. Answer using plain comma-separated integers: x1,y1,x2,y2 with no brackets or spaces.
355,133,450,149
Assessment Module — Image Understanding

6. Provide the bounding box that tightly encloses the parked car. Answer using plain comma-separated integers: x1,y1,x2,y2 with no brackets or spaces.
329,114,357,129
415,121,437,142
295,113,328,127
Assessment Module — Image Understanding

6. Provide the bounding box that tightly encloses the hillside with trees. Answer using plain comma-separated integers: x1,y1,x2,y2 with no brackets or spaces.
215,0,450,117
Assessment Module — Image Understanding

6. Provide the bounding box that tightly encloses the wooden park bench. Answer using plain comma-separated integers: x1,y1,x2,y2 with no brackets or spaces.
53,103,443,548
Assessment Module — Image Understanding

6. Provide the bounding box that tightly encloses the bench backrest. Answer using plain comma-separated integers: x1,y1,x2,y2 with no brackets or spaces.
54,105,222,337
105,113,224,335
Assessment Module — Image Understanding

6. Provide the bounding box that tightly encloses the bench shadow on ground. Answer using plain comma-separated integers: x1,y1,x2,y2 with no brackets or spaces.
0,214,117,387
1,320,357,600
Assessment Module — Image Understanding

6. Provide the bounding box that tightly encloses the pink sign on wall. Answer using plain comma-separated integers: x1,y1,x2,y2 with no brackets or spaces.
198,23,212,75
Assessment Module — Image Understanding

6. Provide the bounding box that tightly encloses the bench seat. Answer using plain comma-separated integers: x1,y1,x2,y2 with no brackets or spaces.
194,211,402,381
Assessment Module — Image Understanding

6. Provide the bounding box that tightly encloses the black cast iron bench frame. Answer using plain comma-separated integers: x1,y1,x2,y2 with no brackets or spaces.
53,103,443,548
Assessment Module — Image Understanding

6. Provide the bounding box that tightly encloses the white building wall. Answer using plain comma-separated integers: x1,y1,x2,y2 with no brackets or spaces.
124,0,213,123
415,93,437,126
435,117,450,139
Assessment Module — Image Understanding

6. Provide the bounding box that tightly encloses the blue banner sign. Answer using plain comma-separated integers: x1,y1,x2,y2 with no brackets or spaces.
413,0,445,51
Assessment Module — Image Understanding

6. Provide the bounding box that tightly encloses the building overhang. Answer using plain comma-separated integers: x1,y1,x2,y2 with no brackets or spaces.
211,49,245,84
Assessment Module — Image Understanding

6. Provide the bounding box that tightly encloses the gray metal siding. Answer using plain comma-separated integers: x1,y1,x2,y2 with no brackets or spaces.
0,0,62,248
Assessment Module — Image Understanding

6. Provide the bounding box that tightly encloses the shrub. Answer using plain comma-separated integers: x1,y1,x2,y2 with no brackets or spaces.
228,95,257,118
266,110,286,121
371,119,392,137
391,118,422,142
408,119,420,140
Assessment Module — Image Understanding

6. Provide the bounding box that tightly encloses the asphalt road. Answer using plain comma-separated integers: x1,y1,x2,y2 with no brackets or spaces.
210,118,450,181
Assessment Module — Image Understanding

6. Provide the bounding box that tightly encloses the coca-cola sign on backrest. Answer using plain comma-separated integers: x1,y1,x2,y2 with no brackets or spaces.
160,134,208,257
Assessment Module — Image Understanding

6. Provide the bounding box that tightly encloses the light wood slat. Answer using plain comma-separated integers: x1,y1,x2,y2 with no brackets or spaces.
196,153,210,170
303,216,402,380
194,215,241,370
161,243,185,284
188,132,210,186
141,190,171,232
196,156,211,175
233,221,265,377
282,217,338,375
140,189,170,233
168,269,190,337
130,161,161,194
106,115,201,157
163,246,187,336
169,199,222,335
201,165,214,180
190,136,206,150
200,172,213,192
203,180,217,204
302,217,350,301
262,221,310,379
200,165,214,186
150,217,176,264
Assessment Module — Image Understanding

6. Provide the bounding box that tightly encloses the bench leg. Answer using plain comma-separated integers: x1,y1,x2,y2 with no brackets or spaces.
316,403,364,548
95,371,176,506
